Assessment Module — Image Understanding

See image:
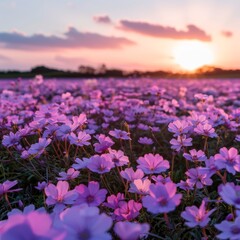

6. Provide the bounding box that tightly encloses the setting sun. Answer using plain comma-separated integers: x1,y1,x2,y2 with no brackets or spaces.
173,41,214,71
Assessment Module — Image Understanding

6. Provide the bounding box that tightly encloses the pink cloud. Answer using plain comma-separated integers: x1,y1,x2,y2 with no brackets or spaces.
0,27,135,50
221,30,233,38
93,15,112,24
0,54,11,61
119,20,211,41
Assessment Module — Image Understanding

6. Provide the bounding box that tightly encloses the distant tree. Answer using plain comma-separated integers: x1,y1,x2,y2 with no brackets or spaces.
31,66,63,74
95,64,107,74
78,65,95,74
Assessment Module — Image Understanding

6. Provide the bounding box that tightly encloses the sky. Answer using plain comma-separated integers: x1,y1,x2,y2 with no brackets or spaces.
0,0,239,72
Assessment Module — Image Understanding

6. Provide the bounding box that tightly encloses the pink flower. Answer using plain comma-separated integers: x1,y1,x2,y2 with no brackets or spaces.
142,182,182,214
185,168,213,189
71,113,87,131
68,131,91,147
0,180,22,196
114,221,150,240
114,200,142,221
120,168,144,181
194,123,217,138
181,200,216,228
170,135,192,152
129,178,151,195
104,193,125,209
108,149,129,167
188,112,207,128
74,181,107,207
183,149,207,162
137,153,170,174
44,181,78,206
56,168,80,181
168,120,191,137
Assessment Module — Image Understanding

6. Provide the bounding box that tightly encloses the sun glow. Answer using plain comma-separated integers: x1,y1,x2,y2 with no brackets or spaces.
173,41,214,71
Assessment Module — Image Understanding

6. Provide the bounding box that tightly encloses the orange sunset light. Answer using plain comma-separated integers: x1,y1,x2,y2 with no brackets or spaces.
173,41,214,71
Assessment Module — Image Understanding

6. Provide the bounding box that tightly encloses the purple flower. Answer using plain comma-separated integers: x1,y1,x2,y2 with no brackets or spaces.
59,205,112,240
129,178,151,195
35,181,48,191
1,211,61,240
183,149,207,162
138,123,149,131
72,157,90,170
120,168,144,182
138,137,153,145
214,147,240,175
218,182,240,209
43,124,58,138
74,181,107,207
170,135,192,152
94,134,114,153
0,180,22,196
55,124,72,140
56,168,80,181
109,129,131,140
177,180,194,191
142,182,182,214
87,155,114,174
114,200,142,221
34,105,60,125
114,221,150,240
44,181,78,206
2,132,21,147
202,156,218,177
7,204,45,217
151,175,172,184
68,131,91,147
194,123,217,138
108,149,129,167
185,167,213,189
215,216,240,239
181,200,216,227
28,138,51,157
137,153,170,174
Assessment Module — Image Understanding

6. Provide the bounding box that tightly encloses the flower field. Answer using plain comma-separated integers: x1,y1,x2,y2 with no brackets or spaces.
0,76,240,240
